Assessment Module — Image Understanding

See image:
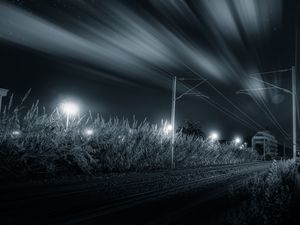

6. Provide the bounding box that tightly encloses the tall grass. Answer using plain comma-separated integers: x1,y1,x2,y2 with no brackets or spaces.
0,93,259,179
225,160,295,225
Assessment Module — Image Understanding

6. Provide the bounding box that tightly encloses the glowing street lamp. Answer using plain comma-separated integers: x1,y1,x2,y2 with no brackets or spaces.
60,101,79,129
163,123,173,135
210,132,219,141
234,137,241,145
11,130,21,137
84,128,94,137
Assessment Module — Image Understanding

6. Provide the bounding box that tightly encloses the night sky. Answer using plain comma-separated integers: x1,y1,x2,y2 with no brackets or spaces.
0,0,299,144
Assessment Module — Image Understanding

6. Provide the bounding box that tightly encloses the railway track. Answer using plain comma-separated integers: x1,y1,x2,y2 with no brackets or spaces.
1,161,266,202
1,161,271,225
145,170,268,225
60,162,271,225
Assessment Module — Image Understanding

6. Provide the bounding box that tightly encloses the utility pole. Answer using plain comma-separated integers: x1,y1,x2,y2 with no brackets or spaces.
292,66,297,161
0,88,9,113
169,76,209,168
171,76,176,169
263,138,266,161
237,66,297,161
284,142,286,160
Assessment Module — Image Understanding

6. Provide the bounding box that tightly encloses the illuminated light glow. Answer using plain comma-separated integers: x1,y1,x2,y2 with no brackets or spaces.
12,130,21,137
118,135,126,142
210,132,219,141
163,124,173,134
60,101,80,129
84,128,94,136
166,124,173,131
60,102,79,116
234,137,241,144
12,130,21,135
240,143,247,149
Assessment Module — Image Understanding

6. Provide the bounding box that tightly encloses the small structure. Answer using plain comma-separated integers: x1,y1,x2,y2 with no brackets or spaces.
252,130,278,160
0,88,9,113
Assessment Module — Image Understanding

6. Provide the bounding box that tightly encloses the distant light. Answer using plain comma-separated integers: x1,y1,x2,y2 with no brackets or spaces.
240,143,247,149
163,124,173,134
167,124,173,131
118,135,125,142
60,101,80,129
234,137,241,144
60,102,79,116
12,130,21,137
210,132,218,141
84,128,94,136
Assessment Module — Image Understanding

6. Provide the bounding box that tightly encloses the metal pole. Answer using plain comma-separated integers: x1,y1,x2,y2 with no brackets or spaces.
293,6,298,162
292,66,297,161
0,97,2,113
263,138,266,161
171,76,177,169
283,142,286,160
0,88,9,113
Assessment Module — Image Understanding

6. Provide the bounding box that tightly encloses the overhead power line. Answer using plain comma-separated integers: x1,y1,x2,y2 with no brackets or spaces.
184,64,265,131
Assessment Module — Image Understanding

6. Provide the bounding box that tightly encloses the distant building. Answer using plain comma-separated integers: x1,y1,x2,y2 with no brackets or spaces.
252,131,278,159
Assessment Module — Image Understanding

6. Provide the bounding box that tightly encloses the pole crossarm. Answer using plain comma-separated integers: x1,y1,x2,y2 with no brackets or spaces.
176,79,208,100
248,68,291,76
236,87,280,94
178,78,207,81
177,92,208,98
249,76,293,95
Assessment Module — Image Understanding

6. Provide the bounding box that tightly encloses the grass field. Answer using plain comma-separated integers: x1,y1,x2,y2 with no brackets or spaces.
0,93,259,179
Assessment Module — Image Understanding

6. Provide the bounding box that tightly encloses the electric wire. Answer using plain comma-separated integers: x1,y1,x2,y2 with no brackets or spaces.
183,64,265,130
249,93,290,138
179,82,259,131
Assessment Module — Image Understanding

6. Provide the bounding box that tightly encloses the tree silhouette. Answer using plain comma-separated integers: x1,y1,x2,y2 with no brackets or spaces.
178,120,206,139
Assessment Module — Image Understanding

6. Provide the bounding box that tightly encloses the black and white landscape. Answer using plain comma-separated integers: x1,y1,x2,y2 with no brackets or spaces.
0,1,300,225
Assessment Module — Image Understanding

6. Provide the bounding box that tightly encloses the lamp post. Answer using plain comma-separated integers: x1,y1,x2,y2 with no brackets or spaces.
0,88,8,113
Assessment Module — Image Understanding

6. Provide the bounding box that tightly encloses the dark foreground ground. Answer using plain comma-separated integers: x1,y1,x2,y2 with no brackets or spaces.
1,161,293,225
289,167,300,225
